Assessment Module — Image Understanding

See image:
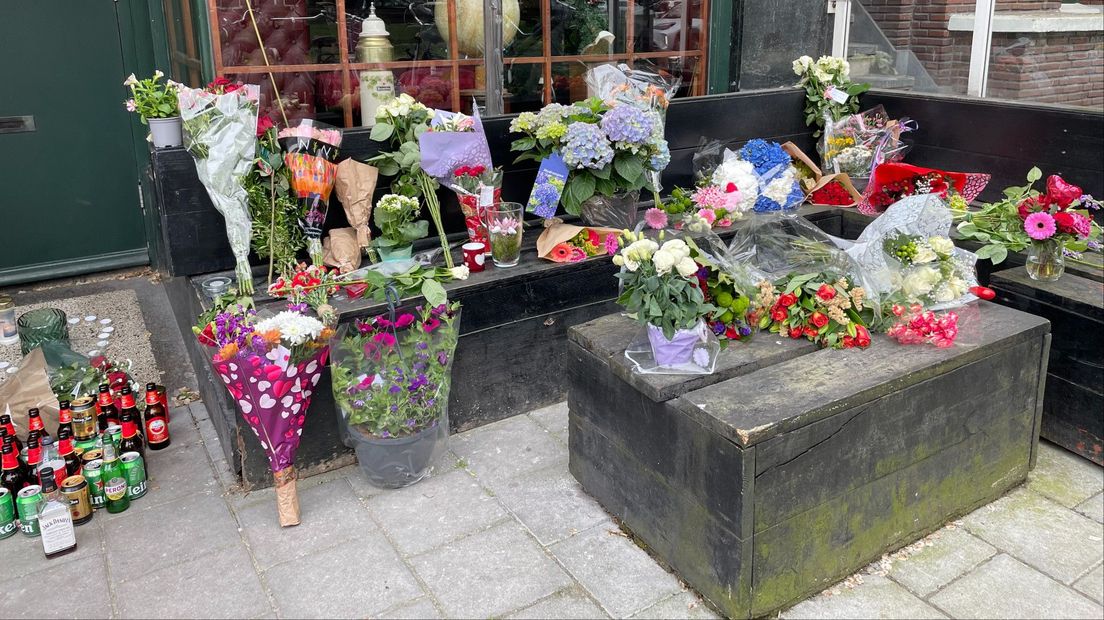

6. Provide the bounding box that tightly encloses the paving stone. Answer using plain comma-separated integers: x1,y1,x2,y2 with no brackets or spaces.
367,468,509,556
962,488,1103,584
629,591,722,619
550,523,683,617
507,588,609,619
887,528,998,597
143,439,221,505
265,529,421,618
104,490,240,579
1074,564,1104,605
781,574,946,620
375,597,443,619
528,401,569,442
1075,493,1104,525
0,518,104,579
164,409,203,447
410,521,572,618
1027,442,1104,508
116,544,271,619
450,415,567,483
0,549,113,619
490,463,612,546
930,554,1102,619
236,477,377,570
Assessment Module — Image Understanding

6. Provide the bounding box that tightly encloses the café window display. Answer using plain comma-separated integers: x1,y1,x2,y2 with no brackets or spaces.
205,0,710,127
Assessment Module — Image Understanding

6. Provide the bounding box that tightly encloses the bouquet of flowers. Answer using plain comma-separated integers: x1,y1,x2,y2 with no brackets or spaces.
450,164,503,254
329,302,460,488
860,162,990,215
180,81,261,294
882,232,972,306
820,106,911,179
613,232,720,371
266,262,339,325
708,139,806,216
792,55,870,138
195,303,332,526
278,120,344,266
886,304,961,349
756,273,872,349
509,97,670,219
368,94,454,268
244,116,305,284
955,168,1101,270
536,224,620,263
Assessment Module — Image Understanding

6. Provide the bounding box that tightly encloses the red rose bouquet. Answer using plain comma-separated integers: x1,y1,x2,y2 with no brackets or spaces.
859,162,990,215
755,273,872,349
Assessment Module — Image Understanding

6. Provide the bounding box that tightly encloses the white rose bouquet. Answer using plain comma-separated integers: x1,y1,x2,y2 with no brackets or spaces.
884,232,972,306
793,55,869,138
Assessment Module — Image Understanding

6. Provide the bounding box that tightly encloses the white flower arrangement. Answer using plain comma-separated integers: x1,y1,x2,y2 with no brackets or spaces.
254,311,325,346
711,158,760,213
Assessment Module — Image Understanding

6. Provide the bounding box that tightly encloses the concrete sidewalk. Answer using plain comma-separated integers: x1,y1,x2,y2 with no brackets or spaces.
0,401,1100,619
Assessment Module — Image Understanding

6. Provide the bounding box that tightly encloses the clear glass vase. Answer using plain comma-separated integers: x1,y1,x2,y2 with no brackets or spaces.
486,202,524,267
1026,239,1065,281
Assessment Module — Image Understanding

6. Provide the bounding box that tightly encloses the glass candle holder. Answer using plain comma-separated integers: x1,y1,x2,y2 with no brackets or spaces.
17,308,70,355
0,294,18,346
485,202,524,268
201,276,232,300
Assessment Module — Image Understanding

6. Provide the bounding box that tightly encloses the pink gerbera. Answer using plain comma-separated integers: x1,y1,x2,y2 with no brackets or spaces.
698,208,717,225
644,207,668,230
1024,211,1056,240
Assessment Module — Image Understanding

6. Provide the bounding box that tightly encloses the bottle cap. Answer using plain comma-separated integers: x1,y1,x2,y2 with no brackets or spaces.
39,467,56,492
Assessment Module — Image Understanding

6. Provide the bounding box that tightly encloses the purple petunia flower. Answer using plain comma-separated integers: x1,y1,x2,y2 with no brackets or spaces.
437,351,449,366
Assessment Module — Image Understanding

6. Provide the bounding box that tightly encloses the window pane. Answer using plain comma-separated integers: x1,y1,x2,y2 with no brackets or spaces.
634,0,704,53
162,0,207,86
503,61,547,111
216,0,337,67
226,70,350,126
344,0,455,62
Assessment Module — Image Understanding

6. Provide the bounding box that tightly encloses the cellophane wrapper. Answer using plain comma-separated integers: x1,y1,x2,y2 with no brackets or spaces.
279,119,343,264
820,105,912,178
419,109,494,188
693,138,725,184
625,320,720,376
180,85,260,293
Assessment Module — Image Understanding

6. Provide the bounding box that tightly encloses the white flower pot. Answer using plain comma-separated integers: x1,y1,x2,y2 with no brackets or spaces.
148,116,182,148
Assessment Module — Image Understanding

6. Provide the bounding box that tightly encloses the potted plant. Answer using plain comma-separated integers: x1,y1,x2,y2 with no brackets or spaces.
124,70,182,148
372,193,428,261
613,232,717,367
330,302,461,489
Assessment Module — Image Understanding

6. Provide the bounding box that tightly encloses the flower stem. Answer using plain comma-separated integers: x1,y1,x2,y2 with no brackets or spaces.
418,171,454,269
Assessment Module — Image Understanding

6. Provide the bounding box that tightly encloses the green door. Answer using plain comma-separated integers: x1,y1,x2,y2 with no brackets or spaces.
0,1,149,285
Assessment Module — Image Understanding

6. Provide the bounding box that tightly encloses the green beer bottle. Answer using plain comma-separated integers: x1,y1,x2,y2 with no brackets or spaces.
100,443,129,514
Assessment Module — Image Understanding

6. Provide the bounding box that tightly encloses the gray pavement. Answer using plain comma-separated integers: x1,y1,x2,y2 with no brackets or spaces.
1,400,1101,619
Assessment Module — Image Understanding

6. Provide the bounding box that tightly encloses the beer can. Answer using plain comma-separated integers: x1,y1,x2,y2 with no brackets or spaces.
104,425,122,451
121,452,147,500
83,460,106,510
75,437,100,455
0,487,17,539
16,485,43,537
61,475,94,526
81,449,103,467
70,395,98,440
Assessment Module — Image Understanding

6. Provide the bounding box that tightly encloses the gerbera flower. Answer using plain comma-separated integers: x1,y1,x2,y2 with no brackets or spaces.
570,247,588,262
1024,211,1056,240
644,207,668,230
550,242,575,262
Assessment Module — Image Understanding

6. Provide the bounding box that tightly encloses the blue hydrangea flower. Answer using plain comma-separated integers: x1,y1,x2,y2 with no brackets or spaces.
740,139,792,177
753,195,783,213
561,122,614,170
783,183,805,210
530,182,561,218
648,139,671,172
600,105,654,145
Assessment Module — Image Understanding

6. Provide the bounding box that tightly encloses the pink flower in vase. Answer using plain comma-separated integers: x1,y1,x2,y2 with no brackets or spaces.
1024,212,1056,240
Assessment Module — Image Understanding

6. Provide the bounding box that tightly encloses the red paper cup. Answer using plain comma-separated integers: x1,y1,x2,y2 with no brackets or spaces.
462,242,488,273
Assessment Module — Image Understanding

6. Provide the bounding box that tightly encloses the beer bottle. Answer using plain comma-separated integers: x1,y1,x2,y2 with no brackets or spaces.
55,427,82,478
143,383,170,450
100,443,129,514
36,467,77,559
1,437,26,496
27,408,51,442
0,414,22,454
56,401,74,441
96,384,118,431
23,433,42,482
119,406,145,463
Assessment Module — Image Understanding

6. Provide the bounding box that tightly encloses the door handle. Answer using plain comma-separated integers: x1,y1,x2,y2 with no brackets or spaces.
0,116,36,134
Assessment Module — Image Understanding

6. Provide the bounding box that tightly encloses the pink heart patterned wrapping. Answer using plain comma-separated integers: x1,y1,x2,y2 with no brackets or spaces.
211,347,330,473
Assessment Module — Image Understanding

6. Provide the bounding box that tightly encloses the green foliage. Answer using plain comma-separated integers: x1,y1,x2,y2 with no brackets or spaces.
373,194,429,250
124,71,178,123
243,127,304,270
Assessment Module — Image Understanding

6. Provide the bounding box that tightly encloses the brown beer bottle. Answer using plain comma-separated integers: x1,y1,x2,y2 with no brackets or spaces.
56,401,74,441
27,408,51,442
1,436,26,495
55,427,82,478
143,383,170,450
23,433,42,483
118,397,145,462
96,384,119,430
0,414,22,454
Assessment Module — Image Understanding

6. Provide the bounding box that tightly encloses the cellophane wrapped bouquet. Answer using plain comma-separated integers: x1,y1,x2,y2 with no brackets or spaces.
195,303,332,526
180,81,260,294
278,120,344,265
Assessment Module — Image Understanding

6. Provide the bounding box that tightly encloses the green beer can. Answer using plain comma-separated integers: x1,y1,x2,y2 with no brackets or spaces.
83,460,106,510
0,487,17,539
121,452,147,500
16,485,43,537
75,437,100,455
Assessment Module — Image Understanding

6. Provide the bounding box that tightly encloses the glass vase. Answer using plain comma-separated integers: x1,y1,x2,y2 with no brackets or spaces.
486,202,524,268
1026,239,1065,282
579,190,640,229
17,308,69,355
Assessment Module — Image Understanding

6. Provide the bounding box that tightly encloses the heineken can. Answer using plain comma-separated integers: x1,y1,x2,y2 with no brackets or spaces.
83,460,106,509
0,487,17,539
104,425,122,451
75,437,100,455
121,452,147,500
70,395,98,440
62,475,94,526
16,485,43,537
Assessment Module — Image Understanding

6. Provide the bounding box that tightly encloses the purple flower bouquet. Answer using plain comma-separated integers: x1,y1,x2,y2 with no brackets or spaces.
329,303,461,489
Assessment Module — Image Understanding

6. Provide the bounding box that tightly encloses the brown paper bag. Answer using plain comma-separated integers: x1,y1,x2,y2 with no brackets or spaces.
334,160,379,249
807,173,863,207
273,466,300,527
782,141,823,194
536,223,621,262
0,348,61,435
323,227,362,273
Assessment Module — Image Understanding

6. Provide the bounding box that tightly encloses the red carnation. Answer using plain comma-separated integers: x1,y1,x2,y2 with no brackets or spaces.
810,311,829,328
725,182,738,193
1053,211,1077,234
770,306,788,321
816,284,836,301
778,293,798,307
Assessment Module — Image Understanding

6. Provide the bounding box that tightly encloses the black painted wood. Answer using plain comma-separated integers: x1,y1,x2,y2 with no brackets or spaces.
568,305,1050,618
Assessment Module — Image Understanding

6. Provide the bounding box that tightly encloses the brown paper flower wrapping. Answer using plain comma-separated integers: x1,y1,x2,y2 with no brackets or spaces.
807,173,863,207
273,466,300,527
0,348,60,431
323,227,362,272
535,223,621,261
334,159,379,249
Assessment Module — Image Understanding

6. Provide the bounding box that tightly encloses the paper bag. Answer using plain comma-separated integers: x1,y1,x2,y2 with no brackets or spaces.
323,227,362,272
334,159,378,249
0,348,61,435
536,223,621,261
781,141,823,194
